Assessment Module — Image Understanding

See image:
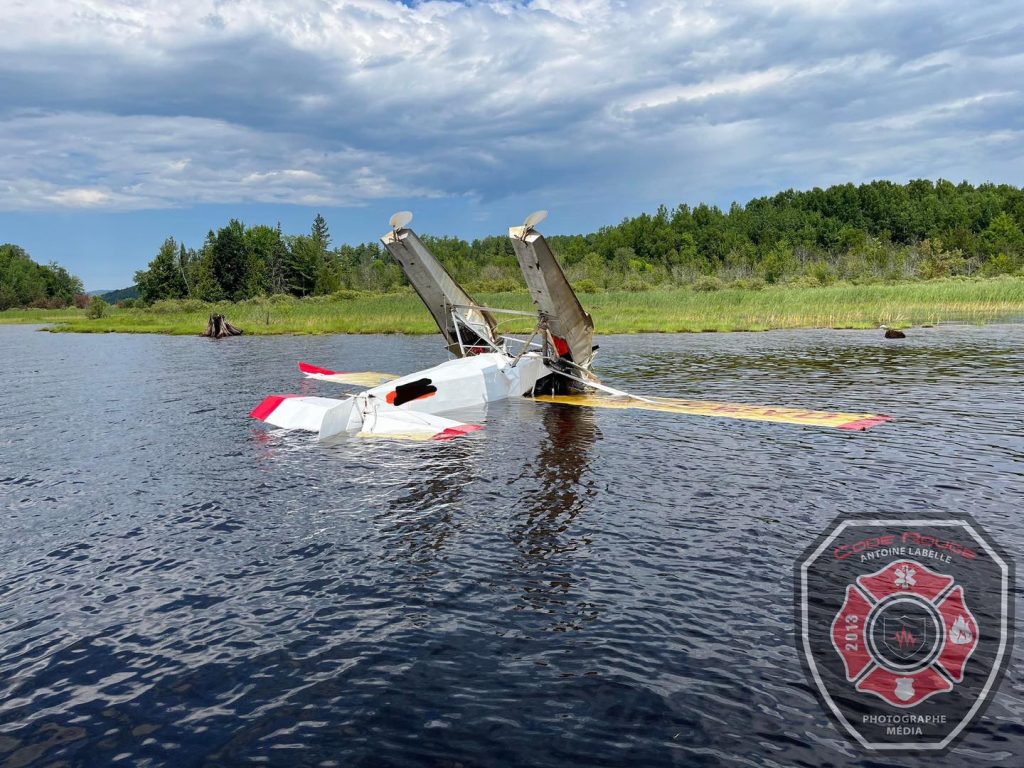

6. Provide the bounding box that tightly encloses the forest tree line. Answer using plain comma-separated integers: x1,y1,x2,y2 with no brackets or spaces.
0,244,85,310
5,179,1024,311
134,179,1024,304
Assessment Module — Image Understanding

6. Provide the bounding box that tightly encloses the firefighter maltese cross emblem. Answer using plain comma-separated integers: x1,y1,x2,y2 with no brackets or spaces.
796,516,1013,752
832,559,979,708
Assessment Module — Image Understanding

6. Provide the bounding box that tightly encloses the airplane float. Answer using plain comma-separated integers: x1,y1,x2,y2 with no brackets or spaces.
250,211,892,441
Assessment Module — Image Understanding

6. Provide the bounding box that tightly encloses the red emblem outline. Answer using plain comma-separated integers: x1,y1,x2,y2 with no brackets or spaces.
830,559,979,708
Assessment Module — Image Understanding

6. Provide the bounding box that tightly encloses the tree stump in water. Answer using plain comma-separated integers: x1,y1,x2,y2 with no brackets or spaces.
202,314,244,338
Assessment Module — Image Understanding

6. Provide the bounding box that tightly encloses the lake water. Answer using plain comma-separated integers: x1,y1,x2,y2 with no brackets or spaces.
1,323,1022,767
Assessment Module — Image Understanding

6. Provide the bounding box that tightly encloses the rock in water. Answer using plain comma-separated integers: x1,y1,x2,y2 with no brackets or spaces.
202,314,244,338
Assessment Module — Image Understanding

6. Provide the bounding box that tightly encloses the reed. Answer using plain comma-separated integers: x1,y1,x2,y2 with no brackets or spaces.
2,277,1021,335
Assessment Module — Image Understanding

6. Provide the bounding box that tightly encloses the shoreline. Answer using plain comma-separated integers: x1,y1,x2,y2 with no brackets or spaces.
2,277,1022,336
5,320,1024,340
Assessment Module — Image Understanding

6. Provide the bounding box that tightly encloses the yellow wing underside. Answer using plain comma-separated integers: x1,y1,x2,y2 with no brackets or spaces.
532,394,891,431
308,372,397,387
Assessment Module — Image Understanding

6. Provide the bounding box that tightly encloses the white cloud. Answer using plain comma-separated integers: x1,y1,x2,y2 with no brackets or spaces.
45,187,112,206
0,1,1021,213
864,92,1017,132
241,169,326,185
621,68,795,113
0,111,440,210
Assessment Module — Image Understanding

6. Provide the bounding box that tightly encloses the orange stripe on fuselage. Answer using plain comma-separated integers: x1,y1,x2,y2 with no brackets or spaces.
386,390,436,406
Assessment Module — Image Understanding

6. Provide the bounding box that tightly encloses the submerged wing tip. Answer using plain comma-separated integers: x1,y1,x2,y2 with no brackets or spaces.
837,414,893,431
299,360,339,376
299,361,337,375
431,424,484,441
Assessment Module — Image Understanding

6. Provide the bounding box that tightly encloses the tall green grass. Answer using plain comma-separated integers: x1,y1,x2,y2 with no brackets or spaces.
2,277,1021,335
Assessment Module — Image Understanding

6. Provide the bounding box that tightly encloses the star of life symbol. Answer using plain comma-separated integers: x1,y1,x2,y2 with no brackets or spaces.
831,559,979,708
894,566,916,588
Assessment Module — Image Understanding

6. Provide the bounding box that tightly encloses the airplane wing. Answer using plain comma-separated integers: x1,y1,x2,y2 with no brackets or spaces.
532,394,891,431
298,362,397,388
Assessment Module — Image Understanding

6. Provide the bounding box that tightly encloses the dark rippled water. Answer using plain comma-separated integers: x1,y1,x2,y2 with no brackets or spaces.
1,323,1022,767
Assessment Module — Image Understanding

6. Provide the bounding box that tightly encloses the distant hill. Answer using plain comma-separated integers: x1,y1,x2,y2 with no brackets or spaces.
99,286,140,303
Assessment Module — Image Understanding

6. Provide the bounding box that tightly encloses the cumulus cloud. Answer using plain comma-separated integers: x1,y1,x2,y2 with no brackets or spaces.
0,0,1021,212
0,111,440,209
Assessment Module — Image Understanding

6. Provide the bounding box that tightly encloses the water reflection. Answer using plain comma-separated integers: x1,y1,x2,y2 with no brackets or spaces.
509,403,602,632
617,332,1020,391
375,439,480,567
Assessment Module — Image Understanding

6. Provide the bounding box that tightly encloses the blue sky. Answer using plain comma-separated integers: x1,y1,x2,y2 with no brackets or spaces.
2,0,1022,290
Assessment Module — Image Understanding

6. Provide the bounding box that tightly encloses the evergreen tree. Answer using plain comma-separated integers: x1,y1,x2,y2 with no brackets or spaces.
193,231,223,301
210,219,249,300
135,237,188,303
308,214,336,294
315,251,343,294
287,235,319,296
312,213,330,250
268,223,290,295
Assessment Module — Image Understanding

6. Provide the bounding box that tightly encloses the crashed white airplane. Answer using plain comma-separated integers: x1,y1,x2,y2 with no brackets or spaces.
251,211,892,440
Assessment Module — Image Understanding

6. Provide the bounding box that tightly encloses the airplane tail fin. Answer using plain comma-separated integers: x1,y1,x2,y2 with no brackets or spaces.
250,393,482,441
250,395,356,440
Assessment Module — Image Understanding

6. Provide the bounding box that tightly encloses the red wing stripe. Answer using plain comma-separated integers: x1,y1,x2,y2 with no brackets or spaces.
837,415,893,431
250,394,298,420
299,361,338,375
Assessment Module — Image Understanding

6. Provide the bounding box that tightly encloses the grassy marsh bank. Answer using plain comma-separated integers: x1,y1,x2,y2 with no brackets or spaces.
1,277,1021,335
